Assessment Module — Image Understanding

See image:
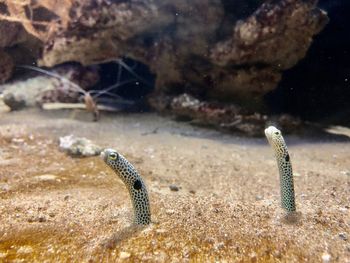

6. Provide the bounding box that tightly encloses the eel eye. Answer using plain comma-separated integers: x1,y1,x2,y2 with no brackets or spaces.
274,131,280,135
109,152,118,160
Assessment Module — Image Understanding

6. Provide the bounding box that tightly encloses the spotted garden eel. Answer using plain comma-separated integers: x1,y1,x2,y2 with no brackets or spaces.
265,126,296,213
101,148,151,225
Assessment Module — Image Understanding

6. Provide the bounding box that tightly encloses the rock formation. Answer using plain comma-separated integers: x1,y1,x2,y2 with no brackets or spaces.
0,0,328,103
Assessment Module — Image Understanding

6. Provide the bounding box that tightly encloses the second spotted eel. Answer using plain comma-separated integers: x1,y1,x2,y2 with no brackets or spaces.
265,126,296,213
101,148,151,225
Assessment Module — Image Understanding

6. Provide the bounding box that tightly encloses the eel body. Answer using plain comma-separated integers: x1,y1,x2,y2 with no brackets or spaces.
101,148,151,225
265,126,296,213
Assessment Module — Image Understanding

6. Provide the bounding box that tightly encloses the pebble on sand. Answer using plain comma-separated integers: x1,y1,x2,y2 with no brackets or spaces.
59,135,101,157
17,246,34,254
338,232,347,241
34,174,57,181
322,252,331,263
119,251,131,259
169,184,180,191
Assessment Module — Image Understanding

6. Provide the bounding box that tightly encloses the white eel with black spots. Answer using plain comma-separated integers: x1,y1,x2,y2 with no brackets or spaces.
101,148,151,225
265,126,296,213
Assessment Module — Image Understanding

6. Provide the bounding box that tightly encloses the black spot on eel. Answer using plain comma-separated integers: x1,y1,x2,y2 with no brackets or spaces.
265,126,296,213
101,149,151,225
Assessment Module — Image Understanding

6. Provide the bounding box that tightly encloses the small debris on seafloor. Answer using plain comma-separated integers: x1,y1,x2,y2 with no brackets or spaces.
255,195,263,201
156,229,167,234
169,184,180,191
165,209,175,215
34,174,58,181
17,246,34,254
0,183,10,192
338,232,347,241
59,135,101,157
119,251,131,259
321,252,331,263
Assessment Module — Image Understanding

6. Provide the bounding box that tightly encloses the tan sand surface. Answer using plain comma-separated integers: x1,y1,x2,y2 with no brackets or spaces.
0,109,349,262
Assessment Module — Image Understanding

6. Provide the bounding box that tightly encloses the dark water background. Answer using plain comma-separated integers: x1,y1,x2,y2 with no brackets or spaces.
266,0,350,122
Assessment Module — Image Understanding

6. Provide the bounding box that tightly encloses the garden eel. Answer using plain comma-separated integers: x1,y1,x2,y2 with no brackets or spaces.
265,126,296,213
101,149,151,225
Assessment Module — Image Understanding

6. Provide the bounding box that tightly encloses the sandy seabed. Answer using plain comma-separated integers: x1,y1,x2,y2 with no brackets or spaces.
0,109,349,262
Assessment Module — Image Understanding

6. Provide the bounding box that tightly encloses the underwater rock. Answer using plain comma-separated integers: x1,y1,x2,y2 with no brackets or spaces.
0,51,14,84
211,0,328,69
1,77,55,110
0,18,41,82
0,20,28,48
151,93,302,136
39,64,99,105
2,92,26,111
1,76,60,110
0,0,327,109
59,135,101,157
1,64,99,110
